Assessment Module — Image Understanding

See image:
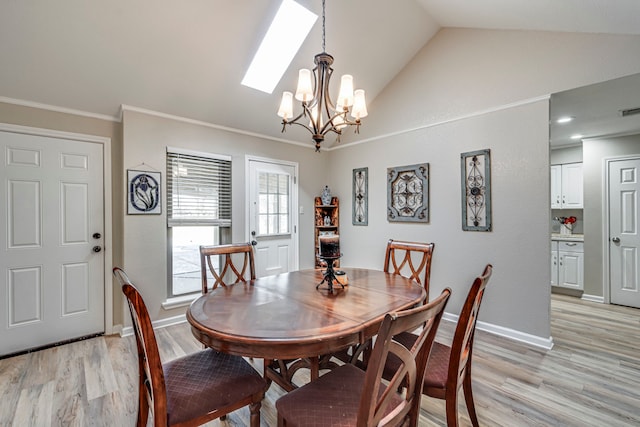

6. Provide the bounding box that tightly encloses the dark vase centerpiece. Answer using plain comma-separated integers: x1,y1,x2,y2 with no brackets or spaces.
317,235,344,293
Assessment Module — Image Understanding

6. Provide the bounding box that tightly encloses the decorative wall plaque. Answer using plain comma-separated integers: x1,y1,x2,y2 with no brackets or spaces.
387,163,429,223
461,149,491,231
127,170,161,214
352,167,368,225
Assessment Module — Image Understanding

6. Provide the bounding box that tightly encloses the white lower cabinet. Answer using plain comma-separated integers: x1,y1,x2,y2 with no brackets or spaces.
551,240,584,290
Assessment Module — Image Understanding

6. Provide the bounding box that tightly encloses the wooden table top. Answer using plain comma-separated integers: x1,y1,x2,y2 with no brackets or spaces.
187,268,425,360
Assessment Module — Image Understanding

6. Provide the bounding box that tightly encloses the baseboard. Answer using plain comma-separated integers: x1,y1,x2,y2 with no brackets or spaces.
120,314,186,337
581,294,605,303
443,313,554,350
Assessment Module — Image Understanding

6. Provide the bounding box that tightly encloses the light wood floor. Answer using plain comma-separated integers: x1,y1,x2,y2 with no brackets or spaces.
1,294,639,426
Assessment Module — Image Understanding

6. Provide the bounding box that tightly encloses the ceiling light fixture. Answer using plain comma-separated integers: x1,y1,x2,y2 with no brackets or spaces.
570,134,583,140
277,0,367,151
556,116,574,124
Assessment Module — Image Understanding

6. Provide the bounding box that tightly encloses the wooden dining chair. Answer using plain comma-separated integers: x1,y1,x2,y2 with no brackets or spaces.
113,267,268,427
275,288,451,427
384,239,435,300
332,239,435,366
383,264,493,427
200,242,256,293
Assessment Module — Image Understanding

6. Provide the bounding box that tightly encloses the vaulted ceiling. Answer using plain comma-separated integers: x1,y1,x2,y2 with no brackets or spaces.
2,0,640,145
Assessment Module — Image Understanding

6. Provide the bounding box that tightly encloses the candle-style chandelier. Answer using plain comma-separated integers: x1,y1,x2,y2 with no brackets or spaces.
277,0,368,151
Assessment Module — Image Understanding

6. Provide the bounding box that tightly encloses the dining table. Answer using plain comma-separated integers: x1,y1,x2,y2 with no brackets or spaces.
187,267,425,391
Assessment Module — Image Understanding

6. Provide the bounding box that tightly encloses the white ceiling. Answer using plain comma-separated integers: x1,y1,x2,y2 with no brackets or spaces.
1,0,640,145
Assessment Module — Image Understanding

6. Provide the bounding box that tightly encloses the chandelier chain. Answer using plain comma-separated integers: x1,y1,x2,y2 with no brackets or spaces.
322,0,326,52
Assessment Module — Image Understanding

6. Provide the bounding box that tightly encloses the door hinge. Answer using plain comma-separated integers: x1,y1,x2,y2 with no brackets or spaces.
294,225,297,233
293,176,297,184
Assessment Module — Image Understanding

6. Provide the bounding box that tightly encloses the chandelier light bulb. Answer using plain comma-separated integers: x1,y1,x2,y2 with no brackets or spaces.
277,91,294,119
336,74,354,109
295,69,313,102
351,89,368,119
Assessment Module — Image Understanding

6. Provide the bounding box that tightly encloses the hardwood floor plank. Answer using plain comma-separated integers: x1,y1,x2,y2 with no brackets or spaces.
1,293,639,426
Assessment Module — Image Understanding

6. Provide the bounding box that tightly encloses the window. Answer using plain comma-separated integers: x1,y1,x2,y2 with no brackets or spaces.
257,171,290,236
166,148,231,296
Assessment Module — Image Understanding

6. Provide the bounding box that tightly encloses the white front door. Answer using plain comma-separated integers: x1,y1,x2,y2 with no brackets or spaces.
247,157,298,278
609,158,640,308
0,130,105,356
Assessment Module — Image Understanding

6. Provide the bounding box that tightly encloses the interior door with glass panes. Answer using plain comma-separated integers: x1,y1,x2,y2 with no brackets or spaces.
248,158,298,278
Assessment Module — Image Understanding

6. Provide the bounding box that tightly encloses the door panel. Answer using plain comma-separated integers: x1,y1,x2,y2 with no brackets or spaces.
1,130,104,356
248,158,298,278
610,159,640,308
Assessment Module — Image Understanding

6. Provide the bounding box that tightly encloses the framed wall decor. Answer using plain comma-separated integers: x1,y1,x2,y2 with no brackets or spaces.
387,163,429,223
352,167,368,225
461,149,491,231
127,170,161,214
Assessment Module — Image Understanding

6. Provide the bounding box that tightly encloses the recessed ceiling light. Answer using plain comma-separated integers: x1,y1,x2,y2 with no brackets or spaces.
570,134,583,140
556,116,574,124
241,0,317,94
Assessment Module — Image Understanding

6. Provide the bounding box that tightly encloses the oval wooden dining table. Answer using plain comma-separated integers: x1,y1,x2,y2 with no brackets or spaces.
187,267,425,391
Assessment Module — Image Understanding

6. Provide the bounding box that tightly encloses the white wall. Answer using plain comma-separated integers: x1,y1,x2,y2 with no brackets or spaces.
328,28,640,343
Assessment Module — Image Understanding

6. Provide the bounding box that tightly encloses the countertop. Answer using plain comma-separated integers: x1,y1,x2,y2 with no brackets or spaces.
551,233,584,242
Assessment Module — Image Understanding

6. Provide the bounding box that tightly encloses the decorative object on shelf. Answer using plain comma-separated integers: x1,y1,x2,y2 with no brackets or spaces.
277,0,367,152
461,149,492,231
352,167,368,226
127,170,161,215
556,216,576,235
321,185,332,205
324,215,331,226
387,163,429,223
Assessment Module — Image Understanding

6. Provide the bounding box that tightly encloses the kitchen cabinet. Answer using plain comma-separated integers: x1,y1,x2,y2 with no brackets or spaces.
551,163,583,209
551,240,583,290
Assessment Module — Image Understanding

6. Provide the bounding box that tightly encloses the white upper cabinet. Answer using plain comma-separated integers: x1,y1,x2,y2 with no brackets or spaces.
551,163,583,209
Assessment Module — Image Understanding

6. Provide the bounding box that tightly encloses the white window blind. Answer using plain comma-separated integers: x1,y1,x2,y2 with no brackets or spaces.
166,150,232,227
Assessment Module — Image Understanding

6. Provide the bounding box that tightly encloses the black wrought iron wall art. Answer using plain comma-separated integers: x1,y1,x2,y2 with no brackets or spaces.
352,167,368,225
387,163,429,223
461,149,491,231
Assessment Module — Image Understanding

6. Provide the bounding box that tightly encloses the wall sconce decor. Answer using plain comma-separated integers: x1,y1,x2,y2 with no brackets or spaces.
352,167,368,225
387,163,429,223
461,149,491,231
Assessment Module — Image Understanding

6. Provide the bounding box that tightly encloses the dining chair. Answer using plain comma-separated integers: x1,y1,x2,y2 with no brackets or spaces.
113,267,268,427
200,242,256,293
332,239,435,366
384,239,435,301
383,264,493,427
275,288,451,427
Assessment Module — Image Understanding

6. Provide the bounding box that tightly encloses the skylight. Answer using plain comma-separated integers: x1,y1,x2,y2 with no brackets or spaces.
241,0,317,94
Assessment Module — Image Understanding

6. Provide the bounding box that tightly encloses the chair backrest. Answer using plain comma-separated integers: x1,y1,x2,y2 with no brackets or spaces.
383,239,435,300
449,264,492,391
359,288,451,427
113,267,168,425
200,243,256,293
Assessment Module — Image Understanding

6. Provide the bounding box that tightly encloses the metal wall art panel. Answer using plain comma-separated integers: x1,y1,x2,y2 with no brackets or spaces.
387,163,429,223
127,170,161,214
352,167,368,225
461,149,491,231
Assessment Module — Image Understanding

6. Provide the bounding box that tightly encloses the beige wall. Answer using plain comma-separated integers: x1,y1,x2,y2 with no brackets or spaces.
120,109,327,323
583,134,640,298
328,28,640,341
4,27,640,343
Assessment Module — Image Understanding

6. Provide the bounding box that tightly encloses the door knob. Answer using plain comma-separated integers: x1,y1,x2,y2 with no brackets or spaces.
93,246,102,253
93,232,101,239
251,240,258,246
612,237,621,243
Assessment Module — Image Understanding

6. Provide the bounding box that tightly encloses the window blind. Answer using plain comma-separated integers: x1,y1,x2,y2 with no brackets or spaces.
166,150,232,227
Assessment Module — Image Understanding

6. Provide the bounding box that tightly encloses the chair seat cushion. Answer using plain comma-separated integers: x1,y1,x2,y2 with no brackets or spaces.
164,348,267,425
422,341,450,390
276,363,400,426
383,333,451,392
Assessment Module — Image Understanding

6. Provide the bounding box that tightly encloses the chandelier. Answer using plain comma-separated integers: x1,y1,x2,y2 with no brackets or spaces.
277,0,368,151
